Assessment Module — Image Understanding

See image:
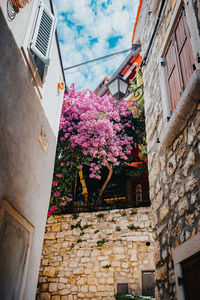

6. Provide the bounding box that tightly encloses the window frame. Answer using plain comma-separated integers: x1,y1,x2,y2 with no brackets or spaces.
173,232,200,300
21,0,57,99
158,0,200,150
0,199,34,300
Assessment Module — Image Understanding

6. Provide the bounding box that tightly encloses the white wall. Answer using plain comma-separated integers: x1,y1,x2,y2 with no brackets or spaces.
0,1,65,299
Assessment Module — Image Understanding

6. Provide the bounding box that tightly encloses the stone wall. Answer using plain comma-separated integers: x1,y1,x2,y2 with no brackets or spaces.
37,208,155,300
134,0,200,299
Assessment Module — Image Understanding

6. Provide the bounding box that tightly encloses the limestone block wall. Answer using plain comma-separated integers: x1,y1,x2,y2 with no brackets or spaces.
134,0,200,299
37,208,155,300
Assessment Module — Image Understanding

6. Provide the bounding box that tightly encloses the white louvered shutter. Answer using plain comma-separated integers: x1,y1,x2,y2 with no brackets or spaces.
30,2,57,65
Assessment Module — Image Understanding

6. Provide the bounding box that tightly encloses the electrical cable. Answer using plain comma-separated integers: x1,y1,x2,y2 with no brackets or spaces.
64,46,134,71
64,51,127,74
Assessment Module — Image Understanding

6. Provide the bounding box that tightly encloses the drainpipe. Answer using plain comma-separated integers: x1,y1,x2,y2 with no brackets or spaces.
141,0,166,67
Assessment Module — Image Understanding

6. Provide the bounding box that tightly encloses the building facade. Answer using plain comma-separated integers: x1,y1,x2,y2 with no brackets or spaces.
134,0,200,299
0,0,65,299
37,45,155,300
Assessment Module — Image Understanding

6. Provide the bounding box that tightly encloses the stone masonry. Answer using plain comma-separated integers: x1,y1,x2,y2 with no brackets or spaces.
134,0,200,299
37,208,155,300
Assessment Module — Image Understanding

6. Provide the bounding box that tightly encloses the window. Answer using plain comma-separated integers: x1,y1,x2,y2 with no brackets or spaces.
136,184,143,203
173,232,200,300
0,199,34,300
181,252,200,300
30,1,57,81
164,6,194,113
142,271,155,297
117,283,128,295
158,1,200,148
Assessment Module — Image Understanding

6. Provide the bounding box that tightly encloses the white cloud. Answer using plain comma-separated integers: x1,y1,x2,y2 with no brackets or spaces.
52,0,139,91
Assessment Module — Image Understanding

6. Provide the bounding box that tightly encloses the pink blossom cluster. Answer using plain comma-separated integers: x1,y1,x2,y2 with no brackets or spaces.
59,85,133,178
48,205,57,216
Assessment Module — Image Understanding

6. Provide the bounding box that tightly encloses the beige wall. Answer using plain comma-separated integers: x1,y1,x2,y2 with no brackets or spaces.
37,208,155,300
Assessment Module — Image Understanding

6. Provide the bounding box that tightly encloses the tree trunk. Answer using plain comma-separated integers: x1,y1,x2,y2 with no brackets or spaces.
97,165,113,204
73,171,78,201
78,167,88,202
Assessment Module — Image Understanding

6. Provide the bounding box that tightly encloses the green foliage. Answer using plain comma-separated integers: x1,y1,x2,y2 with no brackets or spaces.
120,211,127,217
77,238,82,243
94,229,99,234
109,218,116,223
80,231,84,236
130,209,137,216
102,264,111,269
71,222,91,232
116,226,121,232
72,213,79,220
127,224,140,231
96,213,105,219
70,221,81,230
97,239,106,248
82,224,91,230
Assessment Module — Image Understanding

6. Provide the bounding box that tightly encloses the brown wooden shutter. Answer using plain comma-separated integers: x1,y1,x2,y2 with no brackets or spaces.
165,37,182,112
175,8,194,89
165,7,194,113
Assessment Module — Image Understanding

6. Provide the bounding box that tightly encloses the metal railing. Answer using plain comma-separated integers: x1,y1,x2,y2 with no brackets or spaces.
63,187,150,214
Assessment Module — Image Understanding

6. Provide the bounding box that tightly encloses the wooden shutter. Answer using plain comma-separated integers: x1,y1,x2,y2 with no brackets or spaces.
175,8,194,89
30,2,57,65
165,7,194,113
165,37,182,113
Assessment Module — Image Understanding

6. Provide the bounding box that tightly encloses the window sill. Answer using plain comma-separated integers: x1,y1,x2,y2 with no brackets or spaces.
21,46,44,99
160,69,200,150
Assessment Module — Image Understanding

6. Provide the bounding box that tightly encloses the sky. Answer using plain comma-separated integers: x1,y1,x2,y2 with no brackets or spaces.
52,0,139,91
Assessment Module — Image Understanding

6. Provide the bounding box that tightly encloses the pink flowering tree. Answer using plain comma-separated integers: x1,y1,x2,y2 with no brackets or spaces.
49,84,143,214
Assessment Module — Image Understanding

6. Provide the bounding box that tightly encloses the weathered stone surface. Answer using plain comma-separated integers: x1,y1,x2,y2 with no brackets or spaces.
40,283,48,292
43,267,56,278
129,2,200,300
169,189,179,207
51,296,60,300
187,123,196,145
182,151,195,176
153,190,163,210
58,283,65,290
37,209,154,299
80,285,88,293
185,175,198,192
49,283,58,292
89,285,97,292
177,197,189,216
160,203,169,221
52,224,61,232
167,155,176,176
177,145,187,160
45,233,56,240
40,293,51,300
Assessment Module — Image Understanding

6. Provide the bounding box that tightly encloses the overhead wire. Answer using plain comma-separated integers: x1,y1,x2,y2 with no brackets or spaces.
64,51,127,75
63,46,134,71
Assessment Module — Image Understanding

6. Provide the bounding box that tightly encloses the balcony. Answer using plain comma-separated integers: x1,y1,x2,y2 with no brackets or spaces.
63,186,150,214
